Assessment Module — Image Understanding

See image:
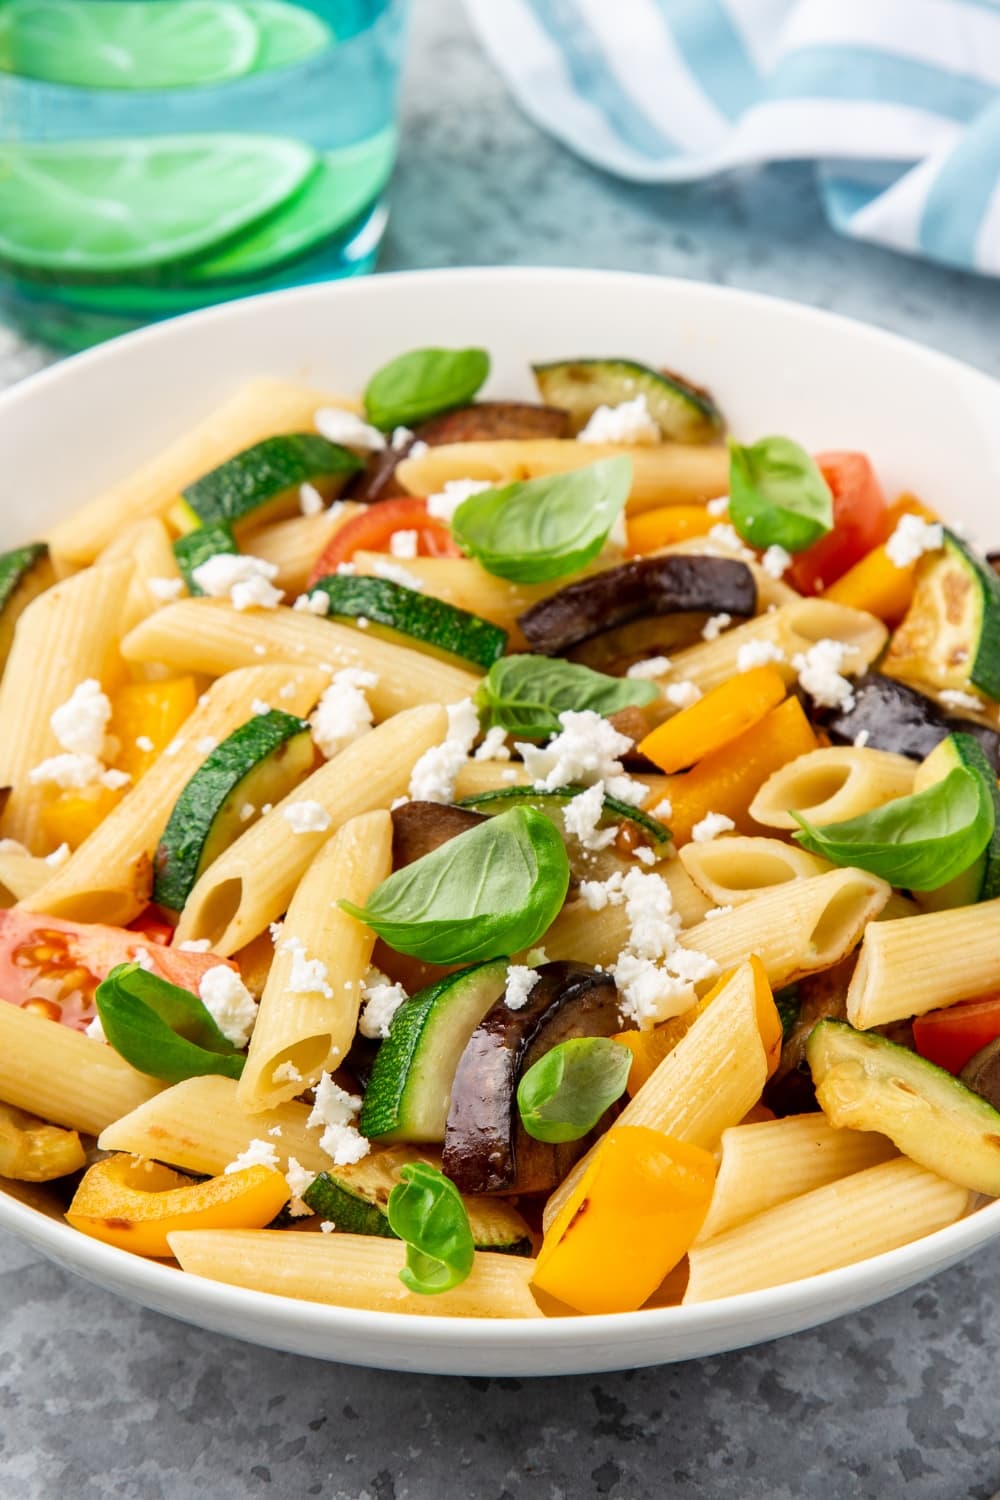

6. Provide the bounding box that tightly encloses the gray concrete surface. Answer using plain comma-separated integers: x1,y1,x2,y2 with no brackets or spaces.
3,2,1000,1496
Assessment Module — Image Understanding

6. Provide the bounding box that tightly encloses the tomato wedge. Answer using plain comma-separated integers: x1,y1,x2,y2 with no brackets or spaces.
786,452,889,595
306,497,462,587
0,910,229,1032
912,995,1000,1077
127,905,175,947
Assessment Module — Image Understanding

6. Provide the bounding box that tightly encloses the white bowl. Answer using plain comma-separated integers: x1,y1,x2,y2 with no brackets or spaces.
2,268,999,1377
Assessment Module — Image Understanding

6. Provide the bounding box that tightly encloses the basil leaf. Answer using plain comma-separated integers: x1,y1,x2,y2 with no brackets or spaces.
363,347,489,430
341,806,569,963
728,436,833,553
792,766,995,890
386,1161,475,1295
451,456,632,584
475,654,658,740
517,1036,632,1144
95,961,245,1084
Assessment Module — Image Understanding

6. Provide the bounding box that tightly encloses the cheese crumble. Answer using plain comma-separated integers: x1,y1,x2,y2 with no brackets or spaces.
310,667,377,760
282,801,332,834
885,514,944,568
191,553,283,611
314,405,386,452
225,1139,279,1174
308,1073,370,1166
504,965,541,1011
199,965,257,1048
577,393,660,446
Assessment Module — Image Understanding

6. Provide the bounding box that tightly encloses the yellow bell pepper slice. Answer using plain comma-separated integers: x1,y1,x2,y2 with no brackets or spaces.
656,695,818,846
639,665,787,774
42,785,125,851
110,677,198,783
0,1102,86,1182
626,504,715,555
532,1125,716,1314
822,495,938,625
66,1153,290,1257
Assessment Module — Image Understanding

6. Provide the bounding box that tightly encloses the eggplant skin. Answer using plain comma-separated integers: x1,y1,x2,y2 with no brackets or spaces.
818,672,1000,771
961,1038,1000,1111
518,556,757,656
442,961,627,1196
390,800,485,870
345,402,570,504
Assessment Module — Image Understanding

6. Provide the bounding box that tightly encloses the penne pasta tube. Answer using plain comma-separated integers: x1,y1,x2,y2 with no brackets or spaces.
543,961,768,1232
120,599,481,718
395,438,729,512
661,599,887,697
749,747,915,830
679,836,832,906
174,704,448,954
99,516,186,640
683,869,891,990
98,1074,330,1175
47,379,357,565
452,760,531,798
846,898,1000,1028
247,504,363,597
0,1003,161,1135
20,665,327,926
0,559,134,852
237,810,393,1112
694,1114,897,1243
0,846,57,902
683,1159,969,1303
168,1229,542,1319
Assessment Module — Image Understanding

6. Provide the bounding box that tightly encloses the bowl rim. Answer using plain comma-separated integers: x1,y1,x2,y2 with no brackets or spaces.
2,264,999,1356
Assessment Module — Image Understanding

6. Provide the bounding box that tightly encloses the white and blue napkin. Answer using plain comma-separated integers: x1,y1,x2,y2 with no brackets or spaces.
464,0,1000,278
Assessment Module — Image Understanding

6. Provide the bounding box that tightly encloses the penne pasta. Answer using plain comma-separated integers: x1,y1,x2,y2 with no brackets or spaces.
174,705,448,954
679,836,832,906
694,1114,897,1243
120,599,481,718
169,1229,542,1318
237,811,393,1112
396,438,729,512
846,899,1000,1028
47,379,357,565
683,1159,969,1303
247,504,363,596
0,1003,161,1135
0,846,58,902
20,665,327,925
749,747,915,830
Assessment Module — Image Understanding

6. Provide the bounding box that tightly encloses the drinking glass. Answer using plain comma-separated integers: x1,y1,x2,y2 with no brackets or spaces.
0,0,409,349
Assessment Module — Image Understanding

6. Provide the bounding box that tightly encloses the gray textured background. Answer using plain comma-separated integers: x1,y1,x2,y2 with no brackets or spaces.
3,3,1000,1496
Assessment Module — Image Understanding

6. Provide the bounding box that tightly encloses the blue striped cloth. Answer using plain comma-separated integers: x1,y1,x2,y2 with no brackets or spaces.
464,0,1000,277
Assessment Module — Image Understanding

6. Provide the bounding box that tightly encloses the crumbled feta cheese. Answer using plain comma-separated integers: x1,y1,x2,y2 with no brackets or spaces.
708,523,752,557
706,496,729,517
853,730,870,748
692,811,736,843
225,1139,279,1174
577,393,660,446
267,1125,282,1137
292,589,331,616
199,965,257,1048
612,952,697,1029
314,406,386,452
605,867,718,1028
28,752,127,791
284,1155,315,1216
308,1072,370,1166
149,576,184,602
178,938,212,952
358,968,408,1039
517,710,644,805
501,767,520,782
761,544,792,579
562,781,617,852
626,656,671,680
504,965,541,1011
269,921,284,945
131,946,155,973
938,688,985,712
51,679,112,758
85,1013,106,1042
885,514,944,568
282,800,332,834
619,868,680,961
633,844,656,866
310,667,377,760
261,803,273,815
702,613,731,641
196,736,217,755
281,935,333,997
390,795,409,810
190,553,283,611
299,481,325,516
473,726,511,762
135,735,155,753
650,797,672,821
44,842,70,868
371,558,424,592
238,801,256,823
271,1060,302,1085
391,426,415,451
704,904,734,920
389,529,418,559
425,477,493,525
665,681,702,710
408,697,480,803
793,638,855,711
320,1219,336,1233
251,698,272,716
335,562,356,577
737,640,786,672
579,871,626,912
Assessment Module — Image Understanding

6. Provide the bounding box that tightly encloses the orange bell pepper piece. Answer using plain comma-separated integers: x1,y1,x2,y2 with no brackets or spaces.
822,495,939,625
532,1125,716,1314
626,505,715,555
654,695,818,846
110,677,198,783
66,1153,290,1257
42,785,125,851
746,953,783,1078
639,665,787,773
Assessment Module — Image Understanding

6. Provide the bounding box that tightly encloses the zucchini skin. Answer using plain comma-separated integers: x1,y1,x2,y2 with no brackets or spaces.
0,542,48,613
457,784,670,846
311,573,507,670
173,522,237,594
532,358,723,443
182,434,361,528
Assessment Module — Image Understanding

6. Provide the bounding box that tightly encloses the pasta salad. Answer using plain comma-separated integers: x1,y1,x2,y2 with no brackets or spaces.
3,345,1000,1320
